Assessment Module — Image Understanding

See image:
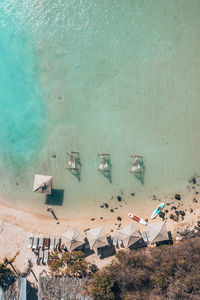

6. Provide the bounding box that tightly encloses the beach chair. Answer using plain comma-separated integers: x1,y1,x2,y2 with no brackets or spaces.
38,236,44,249
32,237,39,250
97,154,109,172
43,250,49,264
130,155,143,173
27,235,33,248
54,237,60,250
50,237,55,250
43,238,50,250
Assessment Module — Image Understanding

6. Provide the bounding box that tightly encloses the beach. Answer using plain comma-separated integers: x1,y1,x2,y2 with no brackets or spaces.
1,187,200,284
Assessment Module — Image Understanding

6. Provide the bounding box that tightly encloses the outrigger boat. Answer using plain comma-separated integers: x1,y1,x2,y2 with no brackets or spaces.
97,153,110,172
128,213,147,226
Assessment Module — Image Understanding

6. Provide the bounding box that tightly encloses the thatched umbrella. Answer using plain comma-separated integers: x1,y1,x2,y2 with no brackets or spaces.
33,174,53,194
62,227,85,251
117,223,141,248
86,227,108,250
146,221,169,243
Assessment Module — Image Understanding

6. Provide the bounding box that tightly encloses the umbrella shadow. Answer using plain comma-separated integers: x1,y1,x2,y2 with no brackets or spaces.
45,189,64,206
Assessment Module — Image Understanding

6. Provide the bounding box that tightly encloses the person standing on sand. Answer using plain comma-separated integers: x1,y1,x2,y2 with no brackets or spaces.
47,207,58,220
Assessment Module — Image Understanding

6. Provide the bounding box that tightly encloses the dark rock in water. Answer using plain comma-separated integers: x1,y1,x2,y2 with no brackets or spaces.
110,209,114,213
170,214,174,219
175,211,179,215
52,154,56,158
171,206,177,210
192,177,196,184
117,216,122,221
192,186,196,189
100,205,104,208
193,198,198,203
179,210,185,216
16,182,19,186
131,193,135,196
196,191,199,195
159,211,165,219
90,218,95,221
165,209,169,213
104,203,109,208
175,194,181,200
117,196,122,202
110,196,114,200
115,207,118,210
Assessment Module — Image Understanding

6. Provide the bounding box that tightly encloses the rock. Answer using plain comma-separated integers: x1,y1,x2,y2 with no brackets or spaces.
176,236,183,241
100,217,103,219
90,218,95,221
115,207,118,210
196,191,199,195
174,215,179,222
165,209,169,213
84,228,90,232
117,196,122,202
118,223,121,228
110,196,114,200
159,211,165,219
166,203,170,206
175,211,179,215
100,205,104,208
110,229,114,232
179,210,185,216
175,194,181,200
145,219,148,223
192,177,196,184
131,193,135,196
104,203,109,208
117,216,122,221
170,214,174,219
194,225,200,231
193,198,198,203
110,209,114,213
190,208,193,213
171,206,177,210
52,154,56,158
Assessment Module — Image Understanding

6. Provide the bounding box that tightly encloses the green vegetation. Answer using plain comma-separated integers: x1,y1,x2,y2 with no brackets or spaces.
49,250,89,277
92,237,200,299
0,252,19,288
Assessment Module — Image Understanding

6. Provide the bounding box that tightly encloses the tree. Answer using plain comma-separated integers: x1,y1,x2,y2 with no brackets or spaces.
92,271,115,300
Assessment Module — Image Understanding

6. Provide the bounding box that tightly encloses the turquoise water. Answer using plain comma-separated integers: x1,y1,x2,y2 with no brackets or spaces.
0,1,200,216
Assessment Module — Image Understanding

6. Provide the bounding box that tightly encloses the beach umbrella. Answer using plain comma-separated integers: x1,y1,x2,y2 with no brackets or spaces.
33,174,53,194
86,227,108,250
146,221,169,243
117,223,141,248
62,227,85,251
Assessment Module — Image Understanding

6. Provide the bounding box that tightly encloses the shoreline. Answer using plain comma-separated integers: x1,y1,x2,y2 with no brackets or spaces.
1,193,200,283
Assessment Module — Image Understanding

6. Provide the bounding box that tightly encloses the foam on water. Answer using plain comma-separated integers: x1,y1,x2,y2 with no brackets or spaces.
1,1,200,215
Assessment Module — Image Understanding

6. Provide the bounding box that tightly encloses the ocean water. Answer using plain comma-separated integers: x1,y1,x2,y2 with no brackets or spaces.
0,0,200,217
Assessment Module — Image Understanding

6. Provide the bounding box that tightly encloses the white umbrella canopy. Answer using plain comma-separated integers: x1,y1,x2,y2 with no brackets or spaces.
62,227,85,251
33,174,53,194
117,223,141,248
147,221,169,243
86,227,108,250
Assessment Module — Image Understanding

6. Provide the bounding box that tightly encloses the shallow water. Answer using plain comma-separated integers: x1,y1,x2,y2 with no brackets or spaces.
0,1,200,216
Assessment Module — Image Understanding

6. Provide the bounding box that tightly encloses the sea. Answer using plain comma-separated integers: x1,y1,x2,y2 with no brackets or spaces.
0,0,200,218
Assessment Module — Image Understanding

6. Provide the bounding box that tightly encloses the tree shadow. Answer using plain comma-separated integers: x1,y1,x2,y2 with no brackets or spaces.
45,189,64,206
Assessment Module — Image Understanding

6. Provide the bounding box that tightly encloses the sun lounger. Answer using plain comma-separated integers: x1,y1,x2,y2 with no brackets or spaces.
50,237,55,250
54,237,60,250
43,238,50,249
38,236,44,248
43,250,49,264
32,237,39,250
27,235,33,248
